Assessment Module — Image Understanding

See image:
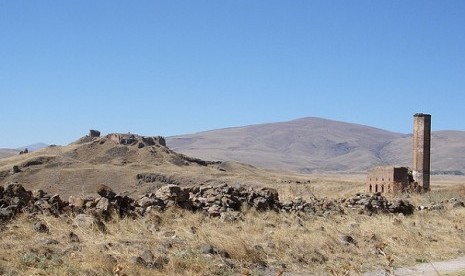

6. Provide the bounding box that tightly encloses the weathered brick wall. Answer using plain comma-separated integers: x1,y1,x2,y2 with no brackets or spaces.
366,166,409,194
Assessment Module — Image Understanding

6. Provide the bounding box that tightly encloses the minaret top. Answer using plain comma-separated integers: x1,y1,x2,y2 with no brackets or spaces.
414,113,431,117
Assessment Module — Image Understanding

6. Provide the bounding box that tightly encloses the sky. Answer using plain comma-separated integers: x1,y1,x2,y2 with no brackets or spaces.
1,1,464,148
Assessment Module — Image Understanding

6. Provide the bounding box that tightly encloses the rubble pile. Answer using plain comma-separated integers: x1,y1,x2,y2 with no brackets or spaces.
0,183,281,222
418,197,465,211
280,197,345,216
136,184,280,217
0,184,68,221
343,192,415,215
2,182,454,225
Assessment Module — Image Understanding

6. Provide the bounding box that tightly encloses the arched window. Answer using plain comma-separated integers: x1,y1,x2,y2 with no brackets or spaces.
381,185,385,193
375,184,378,193
369,184,372,193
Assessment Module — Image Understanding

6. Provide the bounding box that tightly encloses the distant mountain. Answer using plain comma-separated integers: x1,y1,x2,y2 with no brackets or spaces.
166,117,465,173
0,143,48,159
16,143,49,151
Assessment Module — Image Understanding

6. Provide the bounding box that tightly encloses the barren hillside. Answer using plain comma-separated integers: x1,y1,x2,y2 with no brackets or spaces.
0,133,312,198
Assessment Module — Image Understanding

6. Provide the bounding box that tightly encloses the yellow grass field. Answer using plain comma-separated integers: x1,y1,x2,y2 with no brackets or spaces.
1,174,465,276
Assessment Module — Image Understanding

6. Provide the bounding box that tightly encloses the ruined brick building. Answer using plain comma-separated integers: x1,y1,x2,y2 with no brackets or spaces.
366,166,410,194
366,113,431,194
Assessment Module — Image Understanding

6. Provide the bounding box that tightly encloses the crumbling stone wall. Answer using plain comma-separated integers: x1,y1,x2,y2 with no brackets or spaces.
106,133,166,147
1,183,417,225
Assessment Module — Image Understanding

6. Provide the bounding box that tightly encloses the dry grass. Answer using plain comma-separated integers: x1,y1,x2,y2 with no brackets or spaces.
2,166,465,275
1,191,465,275
275,173,366,201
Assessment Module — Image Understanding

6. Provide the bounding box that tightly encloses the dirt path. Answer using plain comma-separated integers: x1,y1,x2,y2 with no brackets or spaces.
365,256,465,276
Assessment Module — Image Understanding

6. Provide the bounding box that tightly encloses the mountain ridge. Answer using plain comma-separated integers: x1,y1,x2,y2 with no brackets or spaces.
166,117,465,174
2,117,464,174
0,143,48,159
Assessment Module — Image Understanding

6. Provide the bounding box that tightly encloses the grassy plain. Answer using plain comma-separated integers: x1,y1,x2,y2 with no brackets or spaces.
1,174,465,276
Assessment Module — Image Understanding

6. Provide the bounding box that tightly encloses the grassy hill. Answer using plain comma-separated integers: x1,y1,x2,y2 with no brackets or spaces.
0,133,312,198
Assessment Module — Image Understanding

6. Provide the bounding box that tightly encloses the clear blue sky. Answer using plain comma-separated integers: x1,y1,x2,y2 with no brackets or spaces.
1,1,464,148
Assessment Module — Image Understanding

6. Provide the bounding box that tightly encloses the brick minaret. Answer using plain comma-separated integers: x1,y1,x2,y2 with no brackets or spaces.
412,113,431,191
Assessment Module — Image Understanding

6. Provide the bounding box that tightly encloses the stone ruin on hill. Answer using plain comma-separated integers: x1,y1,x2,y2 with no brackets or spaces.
106,133,166,148
82,130,167,148
89,129,101,138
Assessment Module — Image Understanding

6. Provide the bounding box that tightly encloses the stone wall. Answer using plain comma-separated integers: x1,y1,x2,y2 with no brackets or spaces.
1,183,417,225
106,133,167,147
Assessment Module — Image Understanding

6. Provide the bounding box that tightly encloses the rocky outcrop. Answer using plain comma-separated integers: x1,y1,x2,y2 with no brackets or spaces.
11,166,21,174
89,130,101,138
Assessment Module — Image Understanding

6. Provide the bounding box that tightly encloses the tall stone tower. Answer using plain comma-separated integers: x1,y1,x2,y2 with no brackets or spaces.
412,113,431,191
